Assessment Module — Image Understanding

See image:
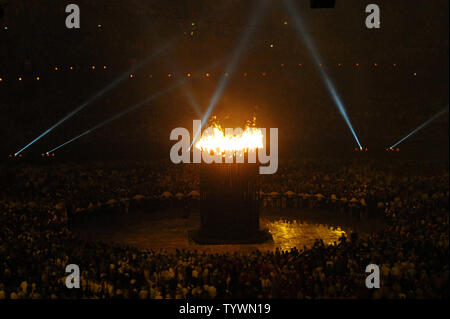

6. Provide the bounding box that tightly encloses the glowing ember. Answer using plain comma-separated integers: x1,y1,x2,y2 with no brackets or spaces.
195,118,263,154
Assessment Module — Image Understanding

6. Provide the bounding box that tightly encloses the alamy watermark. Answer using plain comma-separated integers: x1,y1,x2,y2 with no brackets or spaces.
365,264,380,288
65,264,80,289
169,120,278,175
365,4,381,29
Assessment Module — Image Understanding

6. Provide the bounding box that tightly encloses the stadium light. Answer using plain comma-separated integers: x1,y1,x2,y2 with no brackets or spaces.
15,40,177,156
46,59,225,154
310,0,336,9
283,0,363,149
389,106,449,149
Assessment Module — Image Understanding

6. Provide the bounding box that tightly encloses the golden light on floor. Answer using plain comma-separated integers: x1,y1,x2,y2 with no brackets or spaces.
75,210,358,254
267,220,347,251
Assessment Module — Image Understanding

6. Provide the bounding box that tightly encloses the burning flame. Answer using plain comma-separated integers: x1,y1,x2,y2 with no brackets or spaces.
195,117,263,154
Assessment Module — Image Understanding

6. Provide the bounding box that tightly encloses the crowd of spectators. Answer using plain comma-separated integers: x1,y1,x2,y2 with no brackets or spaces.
0,158,448,299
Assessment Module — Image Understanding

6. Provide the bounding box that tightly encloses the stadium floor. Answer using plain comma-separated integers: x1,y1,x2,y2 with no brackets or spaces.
74,207,385,253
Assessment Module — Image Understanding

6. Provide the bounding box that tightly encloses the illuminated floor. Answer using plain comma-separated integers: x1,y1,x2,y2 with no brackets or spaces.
75,208,384,253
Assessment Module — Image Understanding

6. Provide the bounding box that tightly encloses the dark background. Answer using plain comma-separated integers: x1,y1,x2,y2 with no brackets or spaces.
0,0,448,161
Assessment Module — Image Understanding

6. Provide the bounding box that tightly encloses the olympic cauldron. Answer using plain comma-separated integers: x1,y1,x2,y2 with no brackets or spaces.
189,121,272,244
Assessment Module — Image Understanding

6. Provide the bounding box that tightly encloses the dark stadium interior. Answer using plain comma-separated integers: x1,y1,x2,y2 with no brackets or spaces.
0,0,448,301
1,0,448,160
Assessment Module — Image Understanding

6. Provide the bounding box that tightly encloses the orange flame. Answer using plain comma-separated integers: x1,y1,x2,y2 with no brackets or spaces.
195,117,263,154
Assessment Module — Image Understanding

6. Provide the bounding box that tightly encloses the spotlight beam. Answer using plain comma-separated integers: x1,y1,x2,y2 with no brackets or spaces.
390,106,449,149
283,0,363,149
144,34,203,118
15,40,177,155
160,55,203,118
190,0,270,150
46,89,171,154
46,59,225,154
